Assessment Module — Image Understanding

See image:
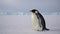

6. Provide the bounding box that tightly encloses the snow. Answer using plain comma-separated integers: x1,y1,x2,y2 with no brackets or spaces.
0,15,60,34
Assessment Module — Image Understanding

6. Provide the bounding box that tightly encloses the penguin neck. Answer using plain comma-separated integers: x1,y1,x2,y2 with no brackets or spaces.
32,13,36,15
32,12,38,16
32,13,37,18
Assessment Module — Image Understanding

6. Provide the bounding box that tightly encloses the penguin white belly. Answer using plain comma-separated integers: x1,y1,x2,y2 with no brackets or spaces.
32,13,43,31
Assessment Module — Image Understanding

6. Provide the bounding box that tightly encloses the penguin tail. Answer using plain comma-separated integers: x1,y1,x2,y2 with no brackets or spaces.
44,28,50,31
45,28,49,31
42,28,50,31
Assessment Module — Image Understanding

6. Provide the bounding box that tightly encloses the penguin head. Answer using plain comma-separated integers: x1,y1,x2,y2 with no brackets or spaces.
30,9,39,14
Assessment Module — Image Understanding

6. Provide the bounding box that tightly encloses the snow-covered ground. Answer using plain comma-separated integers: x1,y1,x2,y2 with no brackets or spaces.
0,15,60,34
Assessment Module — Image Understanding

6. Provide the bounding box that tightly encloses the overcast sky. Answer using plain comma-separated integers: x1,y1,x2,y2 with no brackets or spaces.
0,0,60,15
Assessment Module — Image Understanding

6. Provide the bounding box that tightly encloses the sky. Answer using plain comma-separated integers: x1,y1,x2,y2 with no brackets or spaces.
0,0,60,15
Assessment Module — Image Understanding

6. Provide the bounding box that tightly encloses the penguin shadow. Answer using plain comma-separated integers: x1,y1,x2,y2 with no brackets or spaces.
37,29,60,32
49,29,60,32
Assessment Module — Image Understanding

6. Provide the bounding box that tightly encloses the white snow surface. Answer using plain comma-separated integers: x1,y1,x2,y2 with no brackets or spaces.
0,15,60,34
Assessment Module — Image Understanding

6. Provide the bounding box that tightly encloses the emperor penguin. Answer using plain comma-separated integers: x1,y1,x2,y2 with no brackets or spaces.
30,9,49,31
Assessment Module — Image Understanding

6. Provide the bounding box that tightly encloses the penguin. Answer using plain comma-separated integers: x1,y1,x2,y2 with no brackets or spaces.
30,9,49,31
